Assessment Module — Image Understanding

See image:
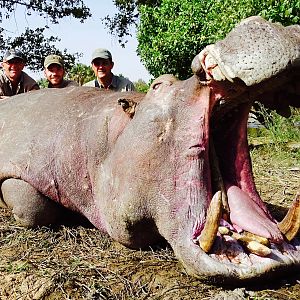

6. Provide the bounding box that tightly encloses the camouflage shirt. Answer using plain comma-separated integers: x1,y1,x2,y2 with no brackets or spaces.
83,74,135,92
0,71,39,97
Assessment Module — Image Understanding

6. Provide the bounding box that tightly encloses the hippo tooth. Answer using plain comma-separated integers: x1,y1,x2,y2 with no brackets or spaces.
231,231,269,247
241,231,270,247
231,232,271,257
218,226,230,235
245,240,272,257
198,191,222,253
278,194,300,241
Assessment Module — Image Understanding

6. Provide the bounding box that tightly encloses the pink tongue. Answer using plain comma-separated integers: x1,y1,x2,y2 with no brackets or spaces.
226,185,283,242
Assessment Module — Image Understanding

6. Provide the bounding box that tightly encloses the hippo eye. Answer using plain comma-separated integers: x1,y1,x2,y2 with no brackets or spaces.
152,82,162,90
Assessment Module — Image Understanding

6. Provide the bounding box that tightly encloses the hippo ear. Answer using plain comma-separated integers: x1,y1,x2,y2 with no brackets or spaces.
118,98,137,118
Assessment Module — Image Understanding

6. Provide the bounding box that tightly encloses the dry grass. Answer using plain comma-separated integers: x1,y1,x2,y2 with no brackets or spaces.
0,143,299,300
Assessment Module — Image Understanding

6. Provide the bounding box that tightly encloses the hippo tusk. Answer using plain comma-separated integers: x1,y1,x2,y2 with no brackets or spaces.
198,191,223,253
210,140,230,217
278,194,300,241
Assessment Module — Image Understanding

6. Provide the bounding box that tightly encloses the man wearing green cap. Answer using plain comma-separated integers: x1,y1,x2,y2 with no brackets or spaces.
83,48,135,91
44,54,78,88
0,49,39,100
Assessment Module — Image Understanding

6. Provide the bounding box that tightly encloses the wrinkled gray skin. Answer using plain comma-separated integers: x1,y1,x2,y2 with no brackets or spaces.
0,16,299,283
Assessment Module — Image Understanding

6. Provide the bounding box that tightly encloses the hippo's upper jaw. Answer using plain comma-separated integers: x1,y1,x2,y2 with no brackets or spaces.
160,16,300,282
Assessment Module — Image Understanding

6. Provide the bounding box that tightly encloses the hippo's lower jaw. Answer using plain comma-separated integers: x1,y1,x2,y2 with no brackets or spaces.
172,82,300,282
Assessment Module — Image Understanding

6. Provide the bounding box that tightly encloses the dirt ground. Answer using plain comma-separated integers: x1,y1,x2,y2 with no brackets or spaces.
0,144,299,300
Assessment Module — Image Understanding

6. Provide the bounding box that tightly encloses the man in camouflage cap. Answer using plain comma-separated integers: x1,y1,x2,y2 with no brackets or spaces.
83,48,135,91
44,54,78,88
0,49,39,99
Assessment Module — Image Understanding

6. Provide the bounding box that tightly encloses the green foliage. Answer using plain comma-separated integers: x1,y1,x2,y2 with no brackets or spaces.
6,261,30,273
37,78,48,89
256,107,300,143
0,0,91,71
68,63,95,86
136,0,300,79
103,0,160,46
9,28,81,72
0,0,91,24
103,0,138,46
134,79,149,92
249,107,300,164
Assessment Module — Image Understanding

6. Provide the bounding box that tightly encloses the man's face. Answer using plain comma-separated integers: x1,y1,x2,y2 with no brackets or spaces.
92,58,114,80
2,58,25,82
44,64,65,87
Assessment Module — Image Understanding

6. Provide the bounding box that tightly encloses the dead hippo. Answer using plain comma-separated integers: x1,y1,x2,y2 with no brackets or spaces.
0,16,299,283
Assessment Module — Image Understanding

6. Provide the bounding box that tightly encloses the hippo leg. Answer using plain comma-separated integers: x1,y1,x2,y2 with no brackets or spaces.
1,179,64,227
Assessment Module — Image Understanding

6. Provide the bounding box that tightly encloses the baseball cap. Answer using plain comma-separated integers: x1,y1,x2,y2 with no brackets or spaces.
44,54,64,68
3,49,25,62
91,48,112,62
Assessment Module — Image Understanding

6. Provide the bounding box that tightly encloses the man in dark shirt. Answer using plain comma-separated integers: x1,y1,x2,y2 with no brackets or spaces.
0,49,39,99
44,54,78,88
83,48,135,91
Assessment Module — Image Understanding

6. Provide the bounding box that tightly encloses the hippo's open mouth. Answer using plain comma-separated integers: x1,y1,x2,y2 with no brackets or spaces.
183,89,300,281
179,24,300,281
196,97,300,258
